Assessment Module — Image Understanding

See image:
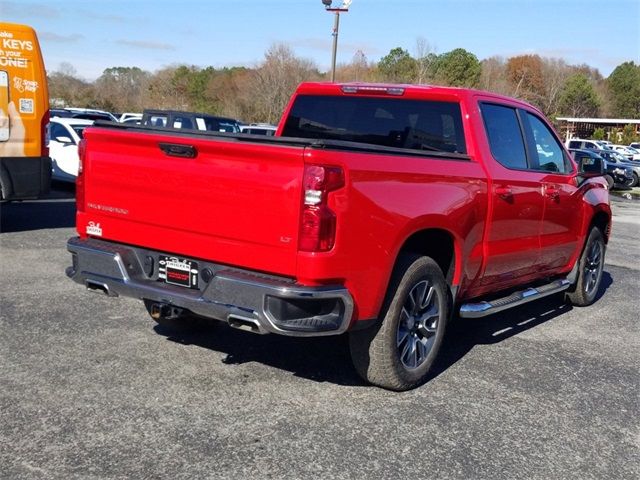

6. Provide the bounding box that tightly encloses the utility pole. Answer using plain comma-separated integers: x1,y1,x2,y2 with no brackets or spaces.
321,0,351,82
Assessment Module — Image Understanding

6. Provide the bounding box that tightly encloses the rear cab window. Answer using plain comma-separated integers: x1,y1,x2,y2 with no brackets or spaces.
281,95,467,154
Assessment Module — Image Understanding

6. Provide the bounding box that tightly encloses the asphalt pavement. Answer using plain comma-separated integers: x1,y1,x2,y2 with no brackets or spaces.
1,185,638,479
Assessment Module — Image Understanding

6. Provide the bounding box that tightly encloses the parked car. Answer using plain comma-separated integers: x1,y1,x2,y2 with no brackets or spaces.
141,110,242,133
570,148,633,189
50,108,118,123
566,139,612,150
50,108,74,118
121,117,142,125
119,112,142,123
609,144,640,161
597,149,640,187
629,142,640,150
239,124,277,136
48,118,93,182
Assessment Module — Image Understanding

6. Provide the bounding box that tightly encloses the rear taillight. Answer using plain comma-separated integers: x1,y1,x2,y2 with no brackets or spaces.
299,164,344,252
76,139,86,213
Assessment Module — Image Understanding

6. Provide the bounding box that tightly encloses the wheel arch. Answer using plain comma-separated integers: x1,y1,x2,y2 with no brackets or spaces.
590,210,611,244
395,228,458,286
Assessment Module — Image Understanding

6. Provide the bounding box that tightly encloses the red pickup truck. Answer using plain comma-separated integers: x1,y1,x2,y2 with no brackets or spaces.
67,82,610,390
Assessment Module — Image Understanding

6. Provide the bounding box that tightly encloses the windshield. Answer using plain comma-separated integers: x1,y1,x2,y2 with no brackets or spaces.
71,125,88,139
282,95,467,154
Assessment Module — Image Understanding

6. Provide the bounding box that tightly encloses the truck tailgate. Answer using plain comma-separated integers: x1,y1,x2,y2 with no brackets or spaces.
77,127,304,276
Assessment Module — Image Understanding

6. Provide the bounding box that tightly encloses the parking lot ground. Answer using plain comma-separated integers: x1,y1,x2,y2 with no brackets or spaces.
1,189,639,479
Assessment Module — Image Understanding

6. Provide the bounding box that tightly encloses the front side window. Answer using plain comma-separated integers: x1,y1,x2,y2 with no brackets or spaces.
480,103,528,169
526,113,569,173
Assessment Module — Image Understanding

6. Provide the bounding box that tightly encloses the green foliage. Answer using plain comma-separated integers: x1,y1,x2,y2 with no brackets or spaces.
607,62,640,119
377,47,417,83
557,74,601,117
432,48,481,88
591,127,606,140
620,124,640,145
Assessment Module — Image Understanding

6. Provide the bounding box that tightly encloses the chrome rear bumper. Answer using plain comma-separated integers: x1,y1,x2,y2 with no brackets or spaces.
66,237,354,337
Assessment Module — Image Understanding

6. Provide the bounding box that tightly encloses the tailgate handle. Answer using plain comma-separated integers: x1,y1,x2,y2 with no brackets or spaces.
159,143,197,158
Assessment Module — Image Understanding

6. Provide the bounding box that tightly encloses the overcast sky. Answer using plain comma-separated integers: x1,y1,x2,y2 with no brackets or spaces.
4,0,639,80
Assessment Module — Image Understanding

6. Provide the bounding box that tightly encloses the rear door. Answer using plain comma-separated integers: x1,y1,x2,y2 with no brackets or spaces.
477,101,545,289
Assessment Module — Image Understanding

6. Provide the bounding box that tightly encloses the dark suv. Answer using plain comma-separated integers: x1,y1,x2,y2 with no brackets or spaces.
141,110,242,133
597,149,640,187
570,148,633,189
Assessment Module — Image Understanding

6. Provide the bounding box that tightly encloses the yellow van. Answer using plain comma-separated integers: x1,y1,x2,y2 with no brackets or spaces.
0,22,50,201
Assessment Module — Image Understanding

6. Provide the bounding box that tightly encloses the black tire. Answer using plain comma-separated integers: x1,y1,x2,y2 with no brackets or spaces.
632,172,639,188
603,174,614,190
566,228,605,307
143,299,212,332
349,255,450,391
623,174,635,188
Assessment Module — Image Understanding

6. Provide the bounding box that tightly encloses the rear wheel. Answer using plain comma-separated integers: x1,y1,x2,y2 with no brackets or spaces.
349,255,449,391
143,299,212,332
566,228,605,307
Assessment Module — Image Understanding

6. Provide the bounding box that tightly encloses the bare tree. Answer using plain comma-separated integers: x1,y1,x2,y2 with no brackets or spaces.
540,58,571,116
414,37,437,84
248,43,320,124
480,56,509,94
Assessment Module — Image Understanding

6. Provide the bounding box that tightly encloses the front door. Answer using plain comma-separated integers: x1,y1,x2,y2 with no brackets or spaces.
522,112,581,274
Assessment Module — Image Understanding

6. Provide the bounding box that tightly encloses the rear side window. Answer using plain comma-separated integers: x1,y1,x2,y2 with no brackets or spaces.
568,140,581,149
282,95,467,154
480,104,528,169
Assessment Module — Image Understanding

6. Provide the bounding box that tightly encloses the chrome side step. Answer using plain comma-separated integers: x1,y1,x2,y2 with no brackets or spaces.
459,279,571,318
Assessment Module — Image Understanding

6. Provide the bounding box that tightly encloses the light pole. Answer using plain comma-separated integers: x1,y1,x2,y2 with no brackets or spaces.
321,0,351,82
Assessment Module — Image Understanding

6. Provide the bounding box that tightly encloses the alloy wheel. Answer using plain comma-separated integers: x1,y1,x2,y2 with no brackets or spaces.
396,280,441,370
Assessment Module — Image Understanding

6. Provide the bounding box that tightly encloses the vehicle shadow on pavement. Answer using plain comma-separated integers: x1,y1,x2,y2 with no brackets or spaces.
431,271,614,380
155,324,364,386
154,271,613,388
0,197,76,233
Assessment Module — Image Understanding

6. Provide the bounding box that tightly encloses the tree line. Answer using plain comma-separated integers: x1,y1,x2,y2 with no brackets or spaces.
48,41,640,125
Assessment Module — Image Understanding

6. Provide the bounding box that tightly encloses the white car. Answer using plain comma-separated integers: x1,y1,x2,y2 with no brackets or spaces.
239,124,277,136
48,118,94,182
119,112,142,123
610,144,640,161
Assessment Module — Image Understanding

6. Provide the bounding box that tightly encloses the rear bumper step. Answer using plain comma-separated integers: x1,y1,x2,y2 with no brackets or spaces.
459,279,571,318
66,237,354,337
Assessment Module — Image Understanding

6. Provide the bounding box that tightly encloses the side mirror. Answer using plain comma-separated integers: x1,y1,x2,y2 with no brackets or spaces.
578,155,604,181
55,136,74,145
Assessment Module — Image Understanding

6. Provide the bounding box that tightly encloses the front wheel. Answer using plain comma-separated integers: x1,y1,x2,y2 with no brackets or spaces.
603,174,614,190
566,228,605,307
349,255,449,391
631,172,639,188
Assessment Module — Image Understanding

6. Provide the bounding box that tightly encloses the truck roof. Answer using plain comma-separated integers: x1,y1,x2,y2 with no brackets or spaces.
293,82,542,114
